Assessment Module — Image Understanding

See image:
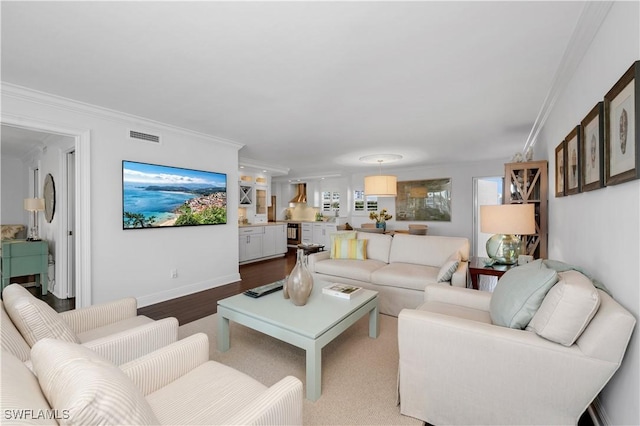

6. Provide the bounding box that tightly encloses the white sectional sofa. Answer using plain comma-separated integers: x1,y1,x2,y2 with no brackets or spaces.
307,232,470,316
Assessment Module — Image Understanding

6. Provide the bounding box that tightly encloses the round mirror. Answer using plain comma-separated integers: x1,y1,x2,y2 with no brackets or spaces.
44,173,56,223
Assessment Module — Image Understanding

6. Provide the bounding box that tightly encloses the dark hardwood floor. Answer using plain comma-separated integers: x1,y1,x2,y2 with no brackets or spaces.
137,248,297,325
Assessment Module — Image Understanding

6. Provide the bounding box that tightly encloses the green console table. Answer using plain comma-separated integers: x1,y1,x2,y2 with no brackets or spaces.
1,239,48,294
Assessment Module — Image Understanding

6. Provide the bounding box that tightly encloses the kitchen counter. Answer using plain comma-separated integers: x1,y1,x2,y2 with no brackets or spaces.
239,222,287,228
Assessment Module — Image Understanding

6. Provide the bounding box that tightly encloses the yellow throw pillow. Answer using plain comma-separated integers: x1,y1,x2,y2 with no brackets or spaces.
329,231,357,259
332,239,367,260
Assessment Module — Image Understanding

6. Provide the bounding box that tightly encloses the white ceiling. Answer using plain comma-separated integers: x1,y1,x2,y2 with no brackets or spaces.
1,1,588,177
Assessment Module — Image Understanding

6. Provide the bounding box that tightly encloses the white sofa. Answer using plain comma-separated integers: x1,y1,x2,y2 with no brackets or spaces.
307,232,469,316
1,283,178,366
398,268,636,425
1,333,303,425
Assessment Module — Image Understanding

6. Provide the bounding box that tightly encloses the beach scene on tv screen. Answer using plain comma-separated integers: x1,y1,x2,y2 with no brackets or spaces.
123,161,227,228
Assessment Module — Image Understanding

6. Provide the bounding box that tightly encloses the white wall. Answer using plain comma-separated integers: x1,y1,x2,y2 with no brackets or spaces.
1,154,29,224
2,85,243,307
539,2,639,424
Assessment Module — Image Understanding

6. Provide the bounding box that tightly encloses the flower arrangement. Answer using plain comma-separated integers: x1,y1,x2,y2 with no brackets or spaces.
369,209,393,223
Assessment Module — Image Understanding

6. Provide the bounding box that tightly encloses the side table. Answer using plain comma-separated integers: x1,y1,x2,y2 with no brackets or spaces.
297,243,325,256
1,239,49,294
468,256,517,290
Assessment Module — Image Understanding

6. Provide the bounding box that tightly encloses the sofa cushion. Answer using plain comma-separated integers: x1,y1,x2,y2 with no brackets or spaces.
31,338,159,425
1,351,56,425
314,259,386,282
490,259,559,329
371,262,440,291
2,284,80,347
527,270,600,346
1,301,31,361
437,251,461,282
389,234,470,267
332,238,367,260
329,231,356,258
355,232,393,263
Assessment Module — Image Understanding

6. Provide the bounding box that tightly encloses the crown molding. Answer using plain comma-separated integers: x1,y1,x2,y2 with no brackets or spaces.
1,82,244,150
524,1,614,152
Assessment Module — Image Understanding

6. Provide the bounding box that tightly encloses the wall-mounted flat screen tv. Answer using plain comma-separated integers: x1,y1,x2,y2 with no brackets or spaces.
122,160,227,229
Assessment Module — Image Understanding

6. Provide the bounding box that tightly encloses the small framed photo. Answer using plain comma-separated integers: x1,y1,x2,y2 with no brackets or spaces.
580,102,605,192
604,61,639,185
565,125,581,195
555,140,567,197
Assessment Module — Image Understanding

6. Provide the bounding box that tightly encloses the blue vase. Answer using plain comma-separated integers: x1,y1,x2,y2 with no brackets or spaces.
376,222,386,231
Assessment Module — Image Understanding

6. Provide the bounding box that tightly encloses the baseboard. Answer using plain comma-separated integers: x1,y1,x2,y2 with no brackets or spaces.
136,272,241,308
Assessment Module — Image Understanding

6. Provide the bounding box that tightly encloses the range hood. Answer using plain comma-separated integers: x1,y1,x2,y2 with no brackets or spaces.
289,183,307,204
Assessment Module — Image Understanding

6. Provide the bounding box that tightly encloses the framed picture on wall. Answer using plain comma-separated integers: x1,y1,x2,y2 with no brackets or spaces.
564,125,581,195
580,102,605,192
555,140,566,197
604,60,639,185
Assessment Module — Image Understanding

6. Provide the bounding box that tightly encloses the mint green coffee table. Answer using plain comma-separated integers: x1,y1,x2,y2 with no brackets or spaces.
217,281,379,401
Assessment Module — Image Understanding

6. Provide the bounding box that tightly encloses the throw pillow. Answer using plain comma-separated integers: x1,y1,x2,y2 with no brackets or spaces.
2,284,80,347
332,239,368,260
31,338,159,425
329,231,357,259
527,270,600,346
489,259,559,329
437,251,461,282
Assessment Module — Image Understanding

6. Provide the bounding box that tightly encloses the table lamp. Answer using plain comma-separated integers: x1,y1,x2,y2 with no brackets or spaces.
480,204,535,265
24,198,45,241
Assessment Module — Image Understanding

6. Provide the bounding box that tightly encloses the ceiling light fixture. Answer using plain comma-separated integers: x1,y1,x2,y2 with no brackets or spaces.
360,154,402,197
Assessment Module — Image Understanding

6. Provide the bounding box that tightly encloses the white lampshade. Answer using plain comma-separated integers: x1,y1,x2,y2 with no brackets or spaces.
480,204,535,235
364,175,397,197
24,198,45,212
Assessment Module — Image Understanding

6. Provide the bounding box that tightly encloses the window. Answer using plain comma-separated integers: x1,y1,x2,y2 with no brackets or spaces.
321,191,340,213
353,190,378,213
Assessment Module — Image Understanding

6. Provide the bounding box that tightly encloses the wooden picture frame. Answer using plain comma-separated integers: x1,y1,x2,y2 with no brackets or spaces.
604,60,639,185
555,140,567,197
565,125,581,195
580,102,605,192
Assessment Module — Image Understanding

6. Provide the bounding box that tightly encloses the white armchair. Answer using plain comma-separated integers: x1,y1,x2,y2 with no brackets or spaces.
1,283,178,365
398,278,636,425
1,333,303,425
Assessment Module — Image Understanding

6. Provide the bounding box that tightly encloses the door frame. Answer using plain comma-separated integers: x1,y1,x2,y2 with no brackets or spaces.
2,114,92,307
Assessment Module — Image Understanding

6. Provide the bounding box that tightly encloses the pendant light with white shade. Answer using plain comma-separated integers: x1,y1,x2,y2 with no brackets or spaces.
360,154,402,197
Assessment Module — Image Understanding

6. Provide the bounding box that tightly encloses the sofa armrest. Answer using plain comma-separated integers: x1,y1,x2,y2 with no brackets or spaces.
424,284,492,311
450,260,468,287
82,317,179,365
60,297,138,334
307,250,330,272
398,308,616,424
225,376,303,425
120,333,210,395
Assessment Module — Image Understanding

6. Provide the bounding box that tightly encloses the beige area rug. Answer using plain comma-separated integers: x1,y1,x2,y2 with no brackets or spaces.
178,313,421,425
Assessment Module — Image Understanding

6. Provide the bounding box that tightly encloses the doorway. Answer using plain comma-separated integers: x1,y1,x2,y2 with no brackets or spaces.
1,118,91,307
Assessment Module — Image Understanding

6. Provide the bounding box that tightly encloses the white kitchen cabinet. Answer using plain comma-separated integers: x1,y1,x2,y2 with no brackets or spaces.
263,224,287,257
239,227,263,262
307,222,338,248
301,223,313,244
240,224,287,263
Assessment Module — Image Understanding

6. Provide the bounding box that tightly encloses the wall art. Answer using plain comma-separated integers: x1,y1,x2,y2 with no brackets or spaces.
555,140,566,198
580,102,605,192
395,178,451,221
604,60,639,185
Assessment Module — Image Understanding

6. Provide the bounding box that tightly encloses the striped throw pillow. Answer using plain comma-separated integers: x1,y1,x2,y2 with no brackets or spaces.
332,239,367,260
329,231,357,259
